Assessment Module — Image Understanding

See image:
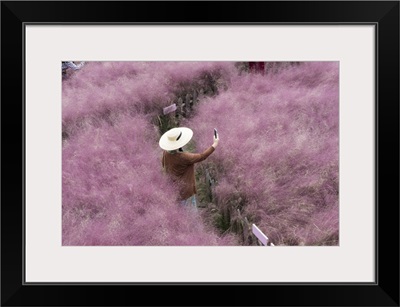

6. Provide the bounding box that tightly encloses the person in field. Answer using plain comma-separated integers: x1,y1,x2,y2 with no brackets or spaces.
62,61,86,79
159,127,219,209
248,62,265,75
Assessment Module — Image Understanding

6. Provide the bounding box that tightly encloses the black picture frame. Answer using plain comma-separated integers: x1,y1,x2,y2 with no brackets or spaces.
2,1,399,306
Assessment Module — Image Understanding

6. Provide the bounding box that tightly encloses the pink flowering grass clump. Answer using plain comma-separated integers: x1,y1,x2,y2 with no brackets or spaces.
185,62,339,246
62,61,236,138
62,112,238,246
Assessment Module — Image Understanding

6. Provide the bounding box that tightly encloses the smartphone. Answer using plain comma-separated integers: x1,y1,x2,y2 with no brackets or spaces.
214,128,218,138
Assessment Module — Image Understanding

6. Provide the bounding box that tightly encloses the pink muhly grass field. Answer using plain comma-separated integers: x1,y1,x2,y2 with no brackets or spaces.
62,61,239,246
62,61,236,137
185,62,339,245
62,113,237,246
63,60,339,246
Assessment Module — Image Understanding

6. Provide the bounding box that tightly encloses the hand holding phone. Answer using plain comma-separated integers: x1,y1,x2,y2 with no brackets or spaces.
212,128,219,149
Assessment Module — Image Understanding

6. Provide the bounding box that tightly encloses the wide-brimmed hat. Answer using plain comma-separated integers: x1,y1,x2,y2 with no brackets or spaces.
159,127,193,151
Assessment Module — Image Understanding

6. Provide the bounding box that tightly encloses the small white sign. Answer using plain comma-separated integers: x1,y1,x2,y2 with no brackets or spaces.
252,224,269,246
163,103,177,115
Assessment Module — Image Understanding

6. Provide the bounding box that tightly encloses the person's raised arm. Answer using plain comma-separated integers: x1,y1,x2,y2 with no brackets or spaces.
182,129,219,164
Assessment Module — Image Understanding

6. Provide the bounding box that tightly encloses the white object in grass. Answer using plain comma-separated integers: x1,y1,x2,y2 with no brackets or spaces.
252,223,269,246
163,103,177,115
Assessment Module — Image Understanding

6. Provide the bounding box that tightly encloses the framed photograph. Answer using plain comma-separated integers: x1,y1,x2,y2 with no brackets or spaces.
2,1,399,306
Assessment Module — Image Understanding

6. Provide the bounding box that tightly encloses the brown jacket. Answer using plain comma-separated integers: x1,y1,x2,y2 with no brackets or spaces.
162,146,215,200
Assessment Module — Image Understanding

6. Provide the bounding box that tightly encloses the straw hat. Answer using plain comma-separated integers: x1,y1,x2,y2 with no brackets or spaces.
159,127,193,151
